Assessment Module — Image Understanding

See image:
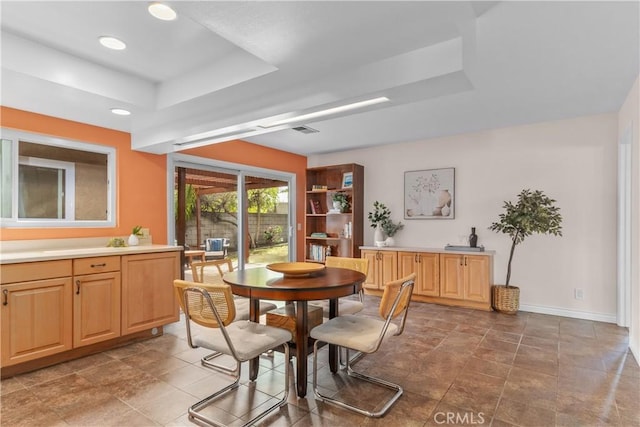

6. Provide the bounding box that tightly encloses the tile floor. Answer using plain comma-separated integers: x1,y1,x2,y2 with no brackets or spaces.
2,295,639,427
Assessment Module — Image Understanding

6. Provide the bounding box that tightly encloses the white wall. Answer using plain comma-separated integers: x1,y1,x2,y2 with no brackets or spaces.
618,76,639,361
310,113,619,322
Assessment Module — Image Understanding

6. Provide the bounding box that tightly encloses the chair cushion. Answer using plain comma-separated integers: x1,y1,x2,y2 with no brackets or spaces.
233,298,277,321
310,315,398,353
193,321,291,361
313,299,364,317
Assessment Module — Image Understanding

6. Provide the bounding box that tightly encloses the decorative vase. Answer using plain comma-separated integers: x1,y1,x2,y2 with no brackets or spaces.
469,227,478,248
128,234,139,246
385,236,395,247
438,189,452,208
333,201,342,212
374,224,385,246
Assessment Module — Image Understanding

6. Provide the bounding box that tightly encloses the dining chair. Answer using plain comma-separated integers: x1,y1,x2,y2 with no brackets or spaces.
190,259,278,372
310,273,416,417
174,280,291,427
311,256,369,317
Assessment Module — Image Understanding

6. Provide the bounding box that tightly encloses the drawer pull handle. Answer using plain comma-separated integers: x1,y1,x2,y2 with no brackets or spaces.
2,289,7,306
76,280,81,295
91,263,107,268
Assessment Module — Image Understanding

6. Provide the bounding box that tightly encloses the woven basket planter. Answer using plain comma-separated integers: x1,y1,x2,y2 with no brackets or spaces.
492,285,520,314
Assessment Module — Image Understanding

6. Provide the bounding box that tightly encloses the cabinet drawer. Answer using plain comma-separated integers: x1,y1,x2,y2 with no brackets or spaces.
73,256,120,275
1,260,72,284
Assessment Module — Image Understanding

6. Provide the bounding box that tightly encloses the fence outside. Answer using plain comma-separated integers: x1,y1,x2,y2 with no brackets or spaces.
185,212,288,250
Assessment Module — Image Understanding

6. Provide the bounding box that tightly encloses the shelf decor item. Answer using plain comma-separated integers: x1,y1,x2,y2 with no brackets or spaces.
128,225,143,246
404,168,454,219
332,192,349,212
368,201,403,247
489,189,563,313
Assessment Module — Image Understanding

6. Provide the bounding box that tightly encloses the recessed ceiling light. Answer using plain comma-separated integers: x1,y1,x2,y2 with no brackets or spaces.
148,3,177,21
111,108,131,116
99,36,126,50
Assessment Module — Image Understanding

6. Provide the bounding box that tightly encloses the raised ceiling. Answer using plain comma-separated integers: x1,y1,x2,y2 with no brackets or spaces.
1,1,638,156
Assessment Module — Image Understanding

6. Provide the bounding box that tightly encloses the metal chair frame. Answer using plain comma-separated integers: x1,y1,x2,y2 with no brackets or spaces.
176,281,290,427
189,259,276,374
311,274,415,418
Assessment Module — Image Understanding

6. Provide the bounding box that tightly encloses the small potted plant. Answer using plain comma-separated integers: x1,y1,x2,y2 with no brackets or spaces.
381,220,404,246
332,192,350,212
128,225,143,246
489,189,562,313
368,201,392,246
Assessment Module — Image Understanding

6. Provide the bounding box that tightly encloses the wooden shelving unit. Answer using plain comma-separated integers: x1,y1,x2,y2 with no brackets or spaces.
305,164,364,263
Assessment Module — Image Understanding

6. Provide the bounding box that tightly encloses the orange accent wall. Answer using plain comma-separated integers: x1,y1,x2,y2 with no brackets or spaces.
0,107,168,243
183,142,307,261
1,107,308,260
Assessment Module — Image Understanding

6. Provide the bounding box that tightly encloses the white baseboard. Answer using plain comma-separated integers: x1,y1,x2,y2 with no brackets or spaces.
519,303,617,324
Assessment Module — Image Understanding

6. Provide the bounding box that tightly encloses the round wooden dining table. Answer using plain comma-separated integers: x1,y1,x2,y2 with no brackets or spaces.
222,266,366,398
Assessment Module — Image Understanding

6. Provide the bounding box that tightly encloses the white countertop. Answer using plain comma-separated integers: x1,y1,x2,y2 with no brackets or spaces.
360,245,495,255
0,238,182,264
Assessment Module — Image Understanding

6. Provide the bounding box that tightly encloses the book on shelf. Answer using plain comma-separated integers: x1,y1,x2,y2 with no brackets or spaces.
308,243,332,262
308,199,322,214
310,232,328,238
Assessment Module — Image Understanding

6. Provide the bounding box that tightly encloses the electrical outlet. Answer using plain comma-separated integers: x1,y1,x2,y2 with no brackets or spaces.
574,288,584,300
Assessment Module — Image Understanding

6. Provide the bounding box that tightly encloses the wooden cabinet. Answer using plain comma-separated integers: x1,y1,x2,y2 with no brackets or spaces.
121,252,180,334
439,253,491,305
362,247,493,310
1,260,73,366
305,164,364,262
398,251,439,296
362,249,397,290
73,257,121,347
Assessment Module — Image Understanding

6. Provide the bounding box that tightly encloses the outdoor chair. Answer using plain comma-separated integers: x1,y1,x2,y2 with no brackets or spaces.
174,280,291,427
204,238,229,260
310,273,416,417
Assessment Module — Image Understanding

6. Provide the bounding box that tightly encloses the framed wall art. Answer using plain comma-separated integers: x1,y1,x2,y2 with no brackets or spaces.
342,172,353,189
404,168,455,219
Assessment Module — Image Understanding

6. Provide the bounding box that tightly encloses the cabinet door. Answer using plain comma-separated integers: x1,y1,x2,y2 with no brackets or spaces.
121,252,180,335
74,272,121,347
439,254,464,299
415,252,440,296
1,278,73,366
362,250,379,289
379,251,398,288
464,255,490,303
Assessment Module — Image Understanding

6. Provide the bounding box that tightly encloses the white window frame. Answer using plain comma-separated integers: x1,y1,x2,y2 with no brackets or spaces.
1,129,116,228
18,155,76,220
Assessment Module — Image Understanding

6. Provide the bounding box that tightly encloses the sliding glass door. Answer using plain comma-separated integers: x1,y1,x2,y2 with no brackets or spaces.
171,155,294,274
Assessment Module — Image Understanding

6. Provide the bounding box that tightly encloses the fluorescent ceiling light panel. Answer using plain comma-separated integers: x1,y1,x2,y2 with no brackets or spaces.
148,3,177,21
264,96,390,127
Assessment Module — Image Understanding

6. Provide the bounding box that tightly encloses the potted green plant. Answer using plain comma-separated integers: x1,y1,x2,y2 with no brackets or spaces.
332,192,350,212
489,189,562,313
381,219,404,246
368,201,403,246
128,225,143,246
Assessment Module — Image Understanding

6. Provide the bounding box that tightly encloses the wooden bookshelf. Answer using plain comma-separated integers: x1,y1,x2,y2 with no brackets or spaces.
305,164,364,263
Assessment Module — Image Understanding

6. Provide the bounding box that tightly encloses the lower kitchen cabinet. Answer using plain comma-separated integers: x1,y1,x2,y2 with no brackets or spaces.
121,251,180,334
362,247,493,310
440,253,491,304
362,249,397,290
1,260,73,366
1,248,180,374
398,251,439,296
